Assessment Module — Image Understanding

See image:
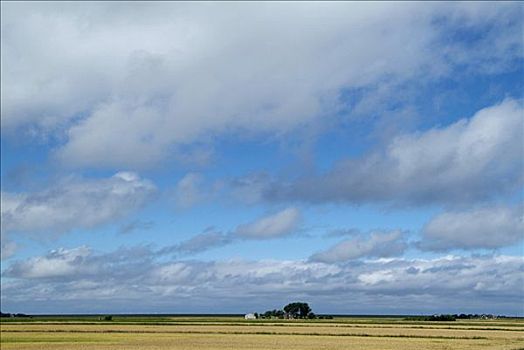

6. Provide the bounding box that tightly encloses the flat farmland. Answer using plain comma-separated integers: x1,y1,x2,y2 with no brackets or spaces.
1,316,523,350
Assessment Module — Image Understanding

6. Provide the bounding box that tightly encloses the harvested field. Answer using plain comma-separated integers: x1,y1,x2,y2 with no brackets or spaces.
1,316,523,350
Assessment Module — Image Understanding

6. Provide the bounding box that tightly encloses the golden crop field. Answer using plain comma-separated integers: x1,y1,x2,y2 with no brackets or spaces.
1,316,523,350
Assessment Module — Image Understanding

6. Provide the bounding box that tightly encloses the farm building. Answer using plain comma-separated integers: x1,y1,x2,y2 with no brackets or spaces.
244,313,256,320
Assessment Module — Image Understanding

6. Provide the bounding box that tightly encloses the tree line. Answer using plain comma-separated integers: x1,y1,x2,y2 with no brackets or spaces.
255,302,333,320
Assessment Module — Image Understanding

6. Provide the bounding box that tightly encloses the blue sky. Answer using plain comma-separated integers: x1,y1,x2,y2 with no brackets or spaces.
1,2,523,316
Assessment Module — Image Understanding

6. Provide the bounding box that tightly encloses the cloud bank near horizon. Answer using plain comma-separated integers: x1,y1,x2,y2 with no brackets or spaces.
2,245,522,315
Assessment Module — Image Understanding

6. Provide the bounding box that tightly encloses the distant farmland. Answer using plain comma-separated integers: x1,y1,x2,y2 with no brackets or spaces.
1,315,523,349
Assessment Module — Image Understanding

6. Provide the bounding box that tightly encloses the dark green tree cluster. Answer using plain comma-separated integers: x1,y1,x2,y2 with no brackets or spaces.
259,302,316,319
261,309,285,319
405,314,456,321
283,302,313,319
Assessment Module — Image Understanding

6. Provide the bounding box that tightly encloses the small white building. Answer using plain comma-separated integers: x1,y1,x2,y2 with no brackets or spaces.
244,313,256,320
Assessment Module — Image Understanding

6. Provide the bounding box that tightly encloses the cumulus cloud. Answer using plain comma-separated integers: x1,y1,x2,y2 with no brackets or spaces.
267,99,524,206
310,230,407,263
118,220,154,235
1,172,156,237
172,173,224,209
1,232,17,261
172,173,207,209
1,2,521,168
235,207,301,239
2,246,522,315
3,245,154,281
229,173,272,205
164,228,233,255
5,246,93,279
171,172,268,209
419,205,524,251
161,207,301,255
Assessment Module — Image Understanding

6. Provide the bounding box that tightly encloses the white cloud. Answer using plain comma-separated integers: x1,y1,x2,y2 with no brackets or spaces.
3,247,523,315
0,219,17,260
172,173,224,209
5,246,92,279
1,172,156,236
269,99,524,205
1,2,520,168
310,230,407,263
118,220,154,235
160,207,301,255
235,207,301,239
420,205,524,251
1,236,17,261
167,229,232,255
172,173,207,209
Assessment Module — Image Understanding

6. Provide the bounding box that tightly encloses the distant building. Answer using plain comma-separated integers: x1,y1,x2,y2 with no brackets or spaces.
244,313,256,320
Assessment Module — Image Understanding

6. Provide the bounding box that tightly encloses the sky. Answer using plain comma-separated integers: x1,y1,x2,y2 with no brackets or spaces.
1,2,523,316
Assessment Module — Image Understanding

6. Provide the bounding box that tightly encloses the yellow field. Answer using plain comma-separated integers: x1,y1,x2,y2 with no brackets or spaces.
2,317,523,350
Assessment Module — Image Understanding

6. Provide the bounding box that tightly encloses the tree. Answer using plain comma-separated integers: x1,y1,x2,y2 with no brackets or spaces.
299,303,312,318
283,302,313,319
260,302,316,320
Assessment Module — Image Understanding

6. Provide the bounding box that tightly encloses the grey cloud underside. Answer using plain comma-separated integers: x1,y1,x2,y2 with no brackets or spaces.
1,2,522,168
258,99,523,206
2,246,522,315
